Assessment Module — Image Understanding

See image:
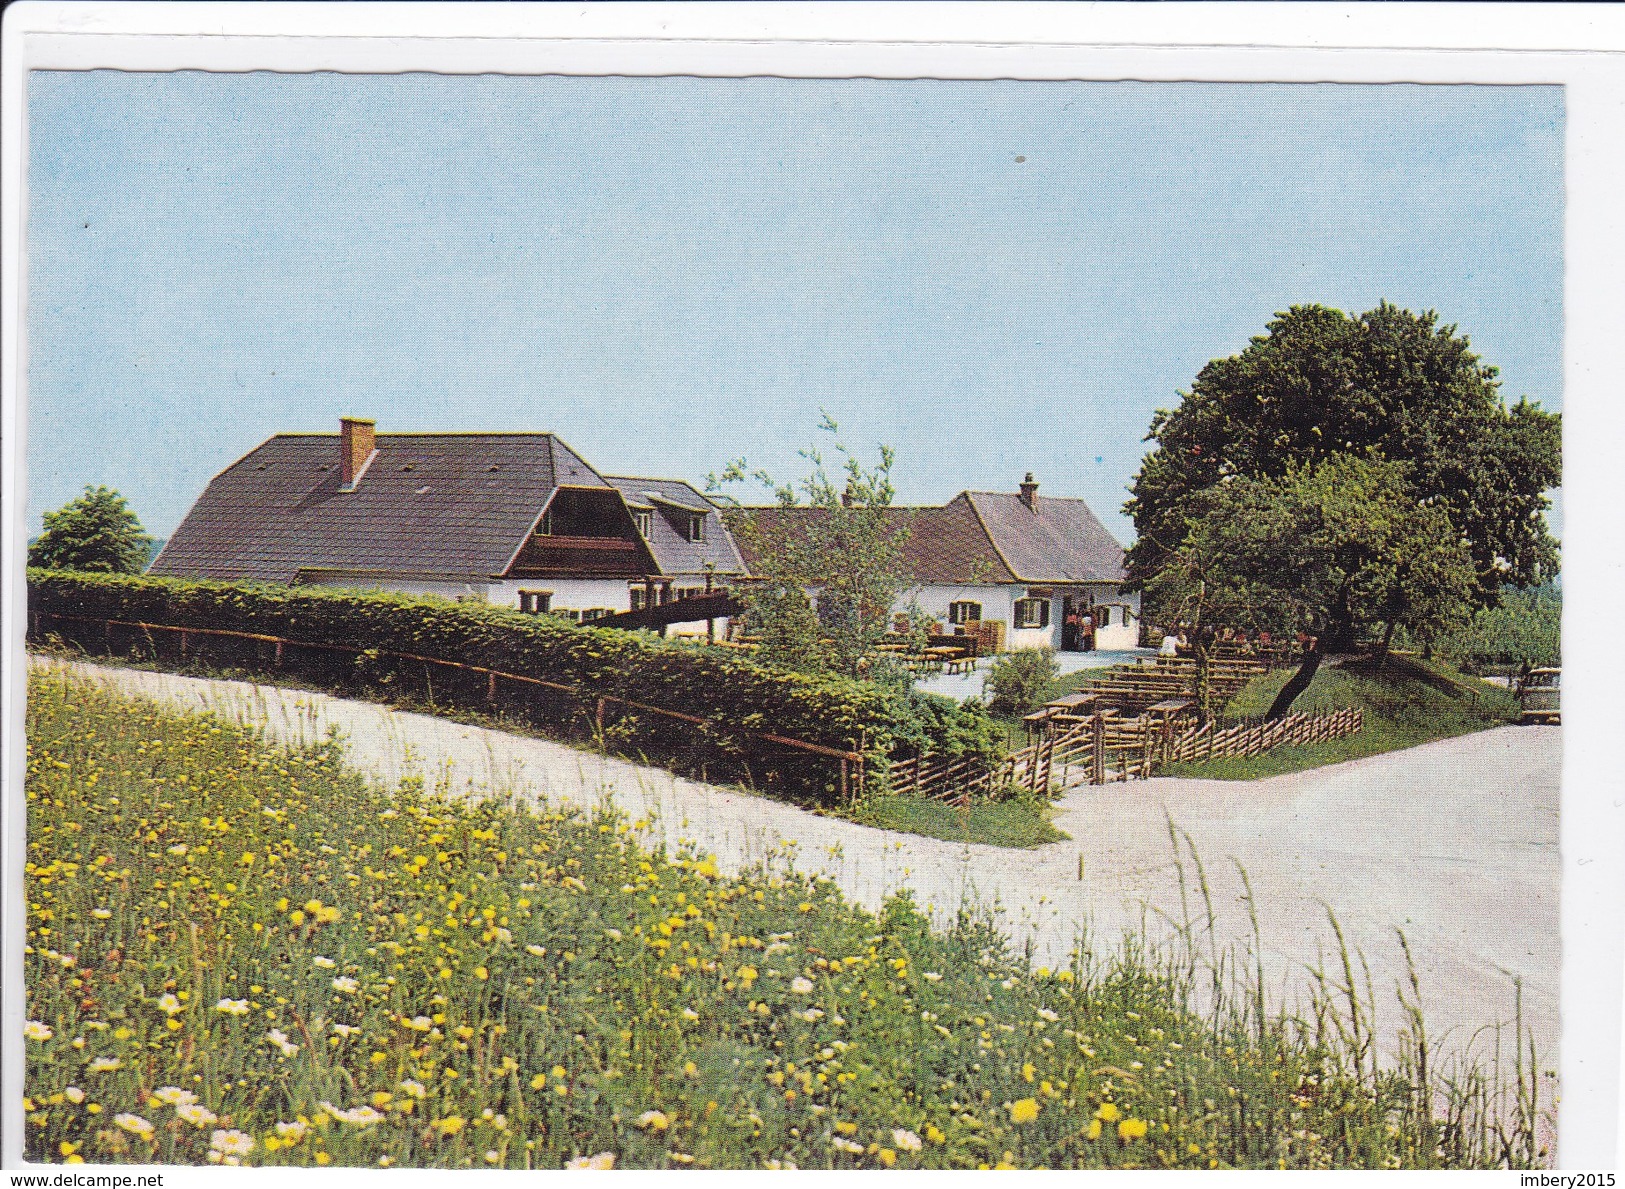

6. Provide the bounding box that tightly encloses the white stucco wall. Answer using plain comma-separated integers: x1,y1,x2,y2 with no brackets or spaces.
897,583,1140,652
485,578,636,615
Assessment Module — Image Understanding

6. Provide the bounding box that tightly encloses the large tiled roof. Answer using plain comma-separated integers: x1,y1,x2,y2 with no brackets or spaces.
731,490,1124,586
963,491,1126,583
149,433,608,583
603,477,748,577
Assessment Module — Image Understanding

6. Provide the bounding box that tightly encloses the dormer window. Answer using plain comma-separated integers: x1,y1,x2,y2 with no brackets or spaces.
686,513,705,543
634,509,653,538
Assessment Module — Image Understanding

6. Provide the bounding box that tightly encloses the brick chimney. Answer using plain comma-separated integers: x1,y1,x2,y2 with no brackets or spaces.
340,417,377,490
1018,472,1039,510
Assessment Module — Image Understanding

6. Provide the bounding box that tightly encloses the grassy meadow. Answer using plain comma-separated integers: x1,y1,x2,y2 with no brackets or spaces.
23,672,1543,1169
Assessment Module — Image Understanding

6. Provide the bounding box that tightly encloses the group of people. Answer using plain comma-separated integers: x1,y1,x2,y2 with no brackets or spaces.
1154,624,1304,658
1061,610,1097,652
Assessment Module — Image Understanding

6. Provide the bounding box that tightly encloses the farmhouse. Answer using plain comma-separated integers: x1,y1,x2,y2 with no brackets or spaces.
148,419,748,632
739,475,1142,652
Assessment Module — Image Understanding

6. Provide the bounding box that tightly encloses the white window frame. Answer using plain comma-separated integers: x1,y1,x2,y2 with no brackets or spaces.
948,600,983,625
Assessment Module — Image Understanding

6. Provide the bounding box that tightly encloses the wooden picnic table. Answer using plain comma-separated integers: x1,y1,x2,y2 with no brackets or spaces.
1146,698,1193,716
1044,691,1099,713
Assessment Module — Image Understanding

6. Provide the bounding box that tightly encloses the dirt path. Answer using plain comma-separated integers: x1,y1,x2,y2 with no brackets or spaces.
32,657,1559,1075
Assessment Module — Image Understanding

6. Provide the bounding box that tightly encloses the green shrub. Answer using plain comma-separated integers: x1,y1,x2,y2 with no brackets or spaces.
985,647,1060,717
26,569,1001,805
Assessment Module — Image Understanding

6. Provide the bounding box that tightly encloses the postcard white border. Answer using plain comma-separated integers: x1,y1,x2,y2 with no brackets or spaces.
4,3,1623,1176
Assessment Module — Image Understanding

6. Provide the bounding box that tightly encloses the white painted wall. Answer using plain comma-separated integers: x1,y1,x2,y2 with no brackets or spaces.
896,582,1141,652
901,583,1019,630
485,578,636,615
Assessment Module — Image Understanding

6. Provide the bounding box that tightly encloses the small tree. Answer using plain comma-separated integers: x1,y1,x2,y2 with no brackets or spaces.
1143,456,1478,718
710,415,913,679
29,485,153,574
985,647,1060,717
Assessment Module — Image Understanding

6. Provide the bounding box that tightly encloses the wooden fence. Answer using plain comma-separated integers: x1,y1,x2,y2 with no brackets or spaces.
28,609,868,801
890,707,1365,807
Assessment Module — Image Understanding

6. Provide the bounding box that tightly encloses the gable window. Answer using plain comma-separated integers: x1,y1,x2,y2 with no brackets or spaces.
1013,597,1051,630
948,601,982,626
686,513,705,543
518,590,552,615
537,509,553,536
634,509,653,538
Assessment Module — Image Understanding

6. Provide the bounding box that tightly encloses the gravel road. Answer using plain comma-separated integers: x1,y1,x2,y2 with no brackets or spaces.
32,657,1559,1077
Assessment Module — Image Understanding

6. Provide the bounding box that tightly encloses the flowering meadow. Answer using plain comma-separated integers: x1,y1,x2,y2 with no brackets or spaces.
23,672,1535,1169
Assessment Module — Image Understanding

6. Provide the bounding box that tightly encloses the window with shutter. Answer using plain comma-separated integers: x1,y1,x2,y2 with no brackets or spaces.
1014,598,1051,629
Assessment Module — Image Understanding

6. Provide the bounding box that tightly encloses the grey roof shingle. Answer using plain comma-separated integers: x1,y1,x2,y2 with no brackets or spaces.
603,477,748,577
730,490,1124,586
963,491,1125,583
149,433,609,583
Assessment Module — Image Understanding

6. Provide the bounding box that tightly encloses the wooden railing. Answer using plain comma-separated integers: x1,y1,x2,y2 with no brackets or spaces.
890,707,1365,807
1160,707,1364,765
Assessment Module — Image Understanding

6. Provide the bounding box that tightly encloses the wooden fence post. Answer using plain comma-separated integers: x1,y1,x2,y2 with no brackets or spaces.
1091,713,1106,785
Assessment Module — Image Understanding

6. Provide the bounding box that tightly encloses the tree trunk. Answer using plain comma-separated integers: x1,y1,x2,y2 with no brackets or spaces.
1194,637,1213,724
1266,647,1322,720
1376,620,1396,665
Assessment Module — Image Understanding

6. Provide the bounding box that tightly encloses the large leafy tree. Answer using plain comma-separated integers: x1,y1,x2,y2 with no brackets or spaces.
709,416,915,679
1127,303,1559,717
1126,303,1560,608
29,485,154,574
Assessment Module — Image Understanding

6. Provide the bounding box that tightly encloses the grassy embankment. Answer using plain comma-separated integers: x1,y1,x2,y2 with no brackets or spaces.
1159,655,1520,781
23,673,1543,1169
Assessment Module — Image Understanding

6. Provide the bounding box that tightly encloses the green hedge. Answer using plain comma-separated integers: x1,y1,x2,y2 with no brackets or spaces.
27,570,1001,804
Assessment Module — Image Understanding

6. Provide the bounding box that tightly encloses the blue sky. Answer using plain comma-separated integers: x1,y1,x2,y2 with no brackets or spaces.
25,73,1564,543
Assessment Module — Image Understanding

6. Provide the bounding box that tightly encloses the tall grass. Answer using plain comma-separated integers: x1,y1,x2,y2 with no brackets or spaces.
22,673,1547,1169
